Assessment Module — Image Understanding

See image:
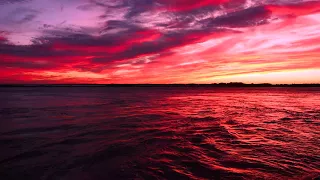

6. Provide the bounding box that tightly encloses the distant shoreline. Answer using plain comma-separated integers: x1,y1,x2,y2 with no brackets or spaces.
0,83,320,87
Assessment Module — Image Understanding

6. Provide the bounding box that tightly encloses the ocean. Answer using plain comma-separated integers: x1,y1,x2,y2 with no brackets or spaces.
0,87,319,179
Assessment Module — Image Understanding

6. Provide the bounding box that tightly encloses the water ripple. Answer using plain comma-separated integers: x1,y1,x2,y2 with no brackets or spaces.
0,87,319,179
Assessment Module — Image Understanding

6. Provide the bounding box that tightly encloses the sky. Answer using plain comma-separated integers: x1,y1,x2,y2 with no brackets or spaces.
0,0,319,84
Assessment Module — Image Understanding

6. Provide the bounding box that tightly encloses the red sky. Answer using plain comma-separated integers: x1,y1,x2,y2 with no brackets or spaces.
0,0,320,84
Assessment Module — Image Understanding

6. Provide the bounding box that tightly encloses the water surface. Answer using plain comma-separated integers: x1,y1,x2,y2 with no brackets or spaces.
0,87,319,179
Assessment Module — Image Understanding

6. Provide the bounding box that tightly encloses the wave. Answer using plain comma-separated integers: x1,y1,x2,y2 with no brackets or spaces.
0,87,319,179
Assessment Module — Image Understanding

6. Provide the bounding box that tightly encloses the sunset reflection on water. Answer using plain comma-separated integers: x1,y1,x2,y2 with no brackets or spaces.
0,87,319,179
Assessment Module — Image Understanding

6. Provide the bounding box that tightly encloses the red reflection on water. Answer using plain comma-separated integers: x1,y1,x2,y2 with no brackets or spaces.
0,87,319,179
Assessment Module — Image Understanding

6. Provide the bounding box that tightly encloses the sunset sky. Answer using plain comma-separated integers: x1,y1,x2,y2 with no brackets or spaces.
0,0,319,84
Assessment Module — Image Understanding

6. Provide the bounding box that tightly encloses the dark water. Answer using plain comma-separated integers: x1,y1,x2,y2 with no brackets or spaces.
0,87,319,180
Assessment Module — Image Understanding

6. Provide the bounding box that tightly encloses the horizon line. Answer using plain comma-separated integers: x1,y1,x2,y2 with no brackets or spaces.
0,83,320,87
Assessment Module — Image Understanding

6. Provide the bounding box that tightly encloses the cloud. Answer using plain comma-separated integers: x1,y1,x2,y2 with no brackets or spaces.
0,0,320,83
0,60,55,69
0,0,31,5
1,7,39,24
0,32,9,44
202,6,271,28
76,3,98,11
157,0,230,12
0,43,77,58
266,1,320,17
